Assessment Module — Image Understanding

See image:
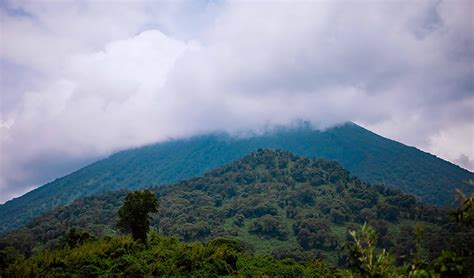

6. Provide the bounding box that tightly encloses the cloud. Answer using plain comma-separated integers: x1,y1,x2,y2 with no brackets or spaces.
456,154,474,172
1,0,473,203
1,28,194,202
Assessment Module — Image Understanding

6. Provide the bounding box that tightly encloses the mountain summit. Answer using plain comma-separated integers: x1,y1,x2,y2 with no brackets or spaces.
0,122,472,234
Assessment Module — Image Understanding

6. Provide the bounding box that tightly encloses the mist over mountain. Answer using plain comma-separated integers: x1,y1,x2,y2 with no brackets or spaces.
1,1,473,276
2,1,473,205
1,122,472,235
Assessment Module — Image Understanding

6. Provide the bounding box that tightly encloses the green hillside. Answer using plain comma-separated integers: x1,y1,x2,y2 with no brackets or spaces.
2,150,472,273
1,122,472,235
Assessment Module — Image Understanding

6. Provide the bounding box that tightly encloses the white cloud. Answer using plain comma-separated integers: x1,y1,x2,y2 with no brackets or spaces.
428,121,474,165
0,0,473,203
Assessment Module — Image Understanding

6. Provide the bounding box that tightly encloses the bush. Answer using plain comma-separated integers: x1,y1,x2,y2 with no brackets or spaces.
249,215,288,240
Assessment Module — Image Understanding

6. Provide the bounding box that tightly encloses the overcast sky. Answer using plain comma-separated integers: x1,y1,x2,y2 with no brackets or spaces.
0,0,473,204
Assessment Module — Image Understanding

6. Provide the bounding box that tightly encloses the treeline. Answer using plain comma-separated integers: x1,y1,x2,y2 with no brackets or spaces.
0,225,466,277
1,149,473,275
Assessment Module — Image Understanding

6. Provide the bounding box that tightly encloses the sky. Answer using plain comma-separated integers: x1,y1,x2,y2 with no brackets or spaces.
0,0,473,204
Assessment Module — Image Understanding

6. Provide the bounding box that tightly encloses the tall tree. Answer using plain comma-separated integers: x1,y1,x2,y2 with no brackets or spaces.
117,190,158,243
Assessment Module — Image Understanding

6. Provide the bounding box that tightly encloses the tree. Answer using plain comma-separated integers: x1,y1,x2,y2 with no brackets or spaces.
249,215,288,240
345,223,395,277
450,189,473,226
117,190,158,243
62,228,94,248
294,218,331,250
376,203,399,222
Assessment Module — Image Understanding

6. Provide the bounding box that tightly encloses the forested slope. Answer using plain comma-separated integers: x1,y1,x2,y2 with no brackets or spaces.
1,122,472,234
2,150,472,272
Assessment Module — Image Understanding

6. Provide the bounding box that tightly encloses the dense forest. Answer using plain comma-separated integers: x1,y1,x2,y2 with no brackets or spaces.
1,228,468,277
1,122,472,235
1,149,472,276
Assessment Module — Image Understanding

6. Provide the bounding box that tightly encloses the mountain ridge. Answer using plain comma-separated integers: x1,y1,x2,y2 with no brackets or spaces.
1,122,472,235
2,149,472,271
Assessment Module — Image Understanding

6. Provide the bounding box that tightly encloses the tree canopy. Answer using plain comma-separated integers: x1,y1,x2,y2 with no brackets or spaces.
1,150,472,274
117,190,158,243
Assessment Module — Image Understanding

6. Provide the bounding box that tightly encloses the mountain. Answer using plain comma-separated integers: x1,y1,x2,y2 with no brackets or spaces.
1,122,472,235
1,150,472,272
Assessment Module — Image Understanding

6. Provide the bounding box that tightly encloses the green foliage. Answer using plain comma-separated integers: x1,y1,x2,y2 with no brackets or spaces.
2,225,466,277
449,189,474,226
61,228,94,248
346,223,395,276
117,190,158,243
1,161,471,277
249,215,288,240
294,218,335,251
2,122,472,235
3,234,335,277
0,246,23,277
431,250,463,277
1,149,473,275
344,223,465,278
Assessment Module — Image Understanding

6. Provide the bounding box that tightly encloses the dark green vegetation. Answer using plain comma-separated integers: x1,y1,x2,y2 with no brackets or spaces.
1,150,473,275
117,190,158,243
450,189,474,226
1,228,465,277
1,234,334,277
1,122,472,234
